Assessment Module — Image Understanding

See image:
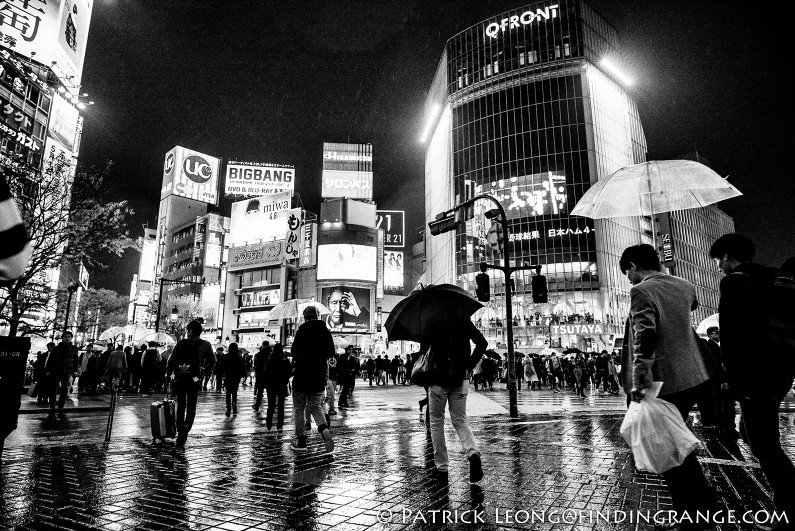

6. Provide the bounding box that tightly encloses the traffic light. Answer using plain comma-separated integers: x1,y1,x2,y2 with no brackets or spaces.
531,273,548,304
475,272,490,302
428,212,460,236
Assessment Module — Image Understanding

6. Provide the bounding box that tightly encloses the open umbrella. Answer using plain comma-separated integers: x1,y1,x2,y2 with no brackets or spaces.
696,313,720,336
571,160,742,247
332,336,351,348
142,331,177,346
562,347,582,354
384,283,483,343
539,347,561,356
484,349,502,360
98,326,125,341
121,323,152,342
269,299,331,321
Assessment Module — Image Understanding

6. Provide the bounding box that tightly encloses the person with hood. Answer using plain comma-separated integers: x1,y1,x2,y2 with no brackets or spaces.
289,305,335,453
140,342,161,395
45,331,79,416
253,341,271,411
425,320,487,483
221,343,246,417
166,320,216,448
710,234,795,525
523,355,538,390
263,343,291,431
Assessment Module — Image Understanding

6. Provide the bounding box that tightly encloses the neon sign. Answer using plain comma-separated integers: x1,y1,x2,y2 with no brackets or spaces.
485,4,559,39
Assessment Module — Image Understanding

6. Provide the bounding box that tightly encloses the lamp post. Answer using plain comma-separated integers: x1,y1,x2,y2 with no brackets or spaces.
155,277,205,333
62,281,79,336
429,193,534,418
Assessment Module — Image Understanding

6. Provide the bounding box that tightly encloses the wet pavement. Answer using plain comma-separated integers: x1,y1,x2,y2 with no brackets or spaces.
2,380,794,530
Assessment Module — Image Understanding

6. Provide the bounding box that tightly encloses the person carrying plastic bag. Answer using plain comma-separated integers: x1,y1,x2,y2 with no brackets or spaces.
618,245,723,529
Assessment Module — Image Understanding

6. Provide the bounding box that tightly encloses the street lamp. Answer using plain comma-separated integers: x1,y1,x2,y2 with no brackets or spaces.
62,281,79,336
429,194,535,418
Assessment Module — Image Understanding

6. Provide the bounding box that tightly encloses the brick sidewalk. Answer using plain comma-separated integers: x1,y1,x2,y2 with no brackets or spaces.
2,382,793,530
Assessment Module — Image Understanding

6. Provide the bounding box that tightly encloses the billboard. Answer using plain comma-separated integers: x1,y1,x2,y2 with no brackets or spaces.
376,210,405,248
0,0,94,88
225,162,295,196
300,221,317,268
317,244,377,282
229,192,291,246
384,251,404,293
321,142,373,199
160,146,220,205
227,241,285,272
486,171,567,219
320,285,372,332
47,94,80,152
284,208,302,261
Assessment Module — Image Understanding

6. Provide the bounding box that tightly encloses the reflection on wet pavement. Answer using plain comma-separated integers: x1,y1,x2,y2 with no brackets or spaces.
2,384,794,530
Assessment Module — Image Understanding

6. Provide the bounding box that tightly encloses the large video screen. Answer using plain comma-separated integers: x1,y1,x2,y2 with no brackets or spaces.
317,244,377,282
319,285,372,332
486,171,567,219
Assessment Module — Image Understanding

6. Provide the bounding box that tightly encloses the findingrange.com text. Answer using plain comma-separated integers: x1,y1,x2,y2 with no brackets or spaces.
376,508,790,526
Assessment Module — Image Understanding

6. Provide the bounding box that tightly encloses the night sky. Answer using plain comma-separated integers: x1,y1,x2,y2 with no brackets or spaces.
80,0,794,294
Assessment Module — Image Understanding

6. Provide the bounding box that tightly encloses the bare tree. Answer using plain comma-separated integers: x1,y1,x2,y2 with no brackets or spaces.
0,154,133,337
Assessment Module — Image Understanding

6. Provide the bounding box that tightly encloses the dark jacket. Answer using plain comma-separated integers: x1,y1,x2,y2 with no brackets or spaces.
290,319,334,393
328,354,340,381
46,342,78,376
263,345,291,394
166,337,216,386
142,349,160,373
425,320,487,388
702,338,726,383
221,352,247,383
254,346,270,388
718,262,788,398
365,358,375,373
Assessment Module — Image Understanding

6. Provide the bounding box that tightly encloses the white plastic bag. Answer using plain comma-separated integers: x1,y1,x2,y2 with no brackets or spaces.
620,393,702,474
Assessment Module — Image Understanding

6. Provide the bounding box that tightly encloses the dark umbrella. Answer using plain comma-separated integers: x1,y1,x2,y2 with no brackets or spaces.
484,349,502,360
562,347,582,354
385,284,483,343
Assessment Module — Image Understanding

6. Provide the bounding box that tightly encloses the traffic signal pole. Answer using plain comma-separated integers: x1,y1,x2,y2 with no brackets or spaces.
431,193,532,418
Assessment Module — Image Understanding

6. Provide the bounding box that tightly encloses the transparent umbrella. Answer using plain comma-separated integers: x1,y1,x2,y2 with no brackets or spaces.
141,331,177,346
696,313,720,336
268,299,331,321
98,326,125,341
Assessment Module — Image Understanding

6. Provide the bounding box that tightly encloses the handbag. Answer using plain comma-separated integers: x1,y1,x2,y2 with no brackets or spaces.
410,343,455,387
27,381,38,397
410,347,434,387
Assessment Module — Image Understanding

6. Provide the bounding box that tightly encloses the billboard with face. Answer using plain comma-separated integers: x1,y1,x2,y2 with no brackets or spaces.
320,285,372,332
316,244,377,282
229,192,291,246
225,162,295,196
160,146,220,205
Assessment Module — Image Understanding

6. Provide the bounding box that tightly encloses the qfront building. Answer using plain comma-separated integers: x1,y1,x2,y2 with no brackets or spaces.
422,0,730,351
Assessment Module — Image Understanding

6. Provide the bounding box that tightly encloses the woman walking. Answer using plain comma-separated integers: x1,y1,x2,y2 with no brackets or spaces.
425,320,488,483
264,343,291,431
222,343,246,417
523,355,539,390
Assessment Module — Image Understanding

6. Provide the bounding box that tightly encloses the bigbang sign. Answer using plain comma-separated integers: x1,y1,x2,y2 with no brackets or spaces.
160,146,220,205
225,162,295,196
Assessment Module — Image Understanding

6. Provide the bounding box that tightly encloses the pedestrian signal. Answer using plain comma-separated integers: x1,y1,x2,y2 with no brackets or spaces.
475,273,490,302
531,273,548,304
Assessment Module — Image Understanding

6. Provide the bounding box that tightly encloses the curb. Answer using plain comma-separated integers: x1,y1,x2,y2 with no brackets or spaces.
18,406,111,415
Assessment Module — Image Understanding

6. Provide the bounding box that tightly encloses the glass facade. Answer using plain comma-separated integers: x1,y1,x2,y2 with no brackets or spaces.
425,0,649,351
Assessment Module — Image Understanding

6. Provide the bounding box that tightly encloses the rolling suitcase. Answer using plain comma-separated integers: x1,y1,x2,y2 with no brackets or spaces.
150,391,176,443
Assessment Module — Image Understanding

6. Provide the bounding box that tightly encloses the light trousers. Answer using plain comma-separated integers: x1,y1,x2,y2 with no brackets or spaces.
429,382,480,471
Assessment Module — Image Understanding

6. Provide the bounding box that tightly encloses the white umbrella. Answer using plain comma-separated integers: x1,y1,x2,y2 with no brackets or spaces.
98,326,125,341
696,313,720,336
142,331,177,346
122,323,152,342
571,160,742,222
268,299,331,321
539,347,561,356
332,336,351,348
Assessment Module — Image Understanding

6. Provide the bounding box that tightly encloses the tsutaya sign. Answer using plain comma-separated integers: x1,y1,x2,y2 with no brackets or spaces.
485,4,560,39
551,323,604,335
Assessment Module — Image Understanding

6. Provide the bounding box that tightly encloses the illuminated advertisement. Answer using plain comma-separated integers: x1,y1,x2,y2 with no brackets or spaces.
229,192,291,246
486,171,567,219
321,142,373,200
376,210,405,248
384,251,404,293
320,285,372,332
284,208,302,261
317,244,377,282
300,222,317,268
0,0,94,88
484,4,559,39
160,146,221,205
139,237,157,282
225,162,295,196
48,94,79,152
227,241,285,272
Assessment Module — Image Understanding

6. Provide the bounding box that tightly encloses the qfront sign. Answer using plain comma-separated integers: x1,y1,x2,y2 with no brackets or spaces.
160,146,220,205
225,162,295,196
227,241,285,272
485,4,559,39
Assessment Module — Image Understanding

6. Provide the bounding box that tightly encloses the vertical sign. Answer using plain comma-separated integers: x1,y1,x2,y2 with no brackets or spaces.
300,221,317,268
657,212,676,268
284,208,302,262
376,228,384,299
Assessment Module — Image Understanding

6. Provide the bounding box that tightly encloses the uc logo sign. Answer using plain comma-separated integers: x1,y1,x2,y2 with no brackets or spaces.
164,152,175,175
183,155,213,184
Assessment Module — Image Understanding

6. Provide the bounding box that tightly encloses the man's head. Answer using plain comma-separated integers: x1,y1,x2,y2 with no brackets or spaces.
46,342,55,352
116,344,123,351
215,347,224,354
62,331,73,343
124,346,132,354
709,233,755,275
707,326,720,342
620,244,661,285
147,341,158,348
262,340,270,348
326,289,347,326
185,320,203,339
303,305,320,321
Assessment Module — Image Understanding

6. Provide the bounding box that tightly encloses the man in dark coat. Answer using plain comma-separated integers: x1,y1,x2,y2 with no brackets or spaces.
290,306,335,453
710,234,795,525
253,341,271,411
166,320,216,448
702,326,738,440
365,357,376,386
45,331,78,416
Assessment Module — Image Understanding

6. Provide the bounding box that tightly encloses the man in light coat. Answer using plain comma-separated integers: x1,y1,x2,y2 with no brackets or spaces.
620,244,720,527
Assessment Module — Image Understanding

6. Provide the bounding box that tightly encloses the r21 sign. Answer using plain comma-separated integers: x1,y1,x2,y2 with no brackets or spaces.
376,210,405,248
